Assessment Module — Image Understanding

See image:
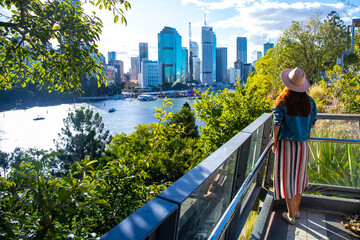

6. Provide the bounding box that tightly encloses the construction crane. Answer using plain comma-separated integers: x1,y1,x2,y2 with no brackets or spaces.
189,22,194,83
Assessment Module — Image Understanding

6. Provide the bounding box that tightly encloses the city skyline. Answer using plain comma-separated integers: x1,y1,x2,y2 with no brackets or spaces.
83,0,360,71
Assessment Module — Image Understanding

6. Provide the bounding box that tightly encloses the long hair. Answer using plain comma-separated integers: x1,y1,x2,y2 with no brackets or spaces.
273,87,311,117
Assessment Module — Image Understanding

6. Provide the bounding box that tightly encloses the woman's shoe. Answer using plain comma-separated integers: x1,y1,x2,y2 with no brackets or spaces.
294,211,300,219
282,212,295,225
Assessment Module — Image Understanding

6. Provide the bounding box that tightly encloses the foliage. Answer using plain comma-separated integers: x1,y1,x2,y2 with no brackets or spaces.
193,83,270,153
0,0,131,93
54,107,110,172
105,98,206,184
0,151,10,177
170,102,199,138
319,65,360,113
249,11,352,103
275,12,349,84
0,157,106,239
308,130,360,187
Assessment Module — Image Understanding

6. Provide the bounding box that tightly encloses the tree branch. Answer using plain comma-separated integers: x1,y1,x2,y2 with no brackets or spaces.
0,21,19,28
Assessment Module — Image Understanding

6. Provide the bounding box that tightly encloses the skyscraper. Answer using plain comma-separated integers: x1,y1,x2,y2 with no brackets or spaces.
181,47,188,80
264,42,274,56
158,26,182,83
190,41,199,58
140,60,163,88
131,57,140,79
252,51,262,66
190,41,200,82
236,37,247,63
216,47,227,83
108,51,116,64
202,26,216,85
139,42,148,72
109,59,124,84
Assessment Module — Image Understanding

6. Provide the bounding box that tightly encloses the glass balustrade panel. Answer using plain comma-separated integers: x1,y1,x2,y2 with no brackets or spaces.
177,150,237,240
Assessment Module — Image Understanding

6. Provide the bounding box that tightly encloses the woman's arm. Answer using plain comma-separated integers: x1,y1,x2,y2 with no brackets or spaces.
272,125,280,153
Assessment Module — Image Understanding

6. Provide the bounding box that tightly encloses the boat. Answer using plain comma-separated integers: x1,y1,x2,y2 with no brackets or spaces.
108,108,116,113
33,116,45,121
138,95,157,101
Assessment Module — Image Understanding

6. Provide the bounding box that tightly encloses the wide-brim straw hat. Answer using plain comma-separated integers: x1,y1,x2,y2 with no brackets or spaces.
280,67,309,92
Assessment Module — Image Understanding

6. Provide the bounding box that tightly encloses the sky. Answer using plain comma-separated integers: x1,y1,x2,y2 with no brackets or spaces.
2,0,360,72
90,0,360,72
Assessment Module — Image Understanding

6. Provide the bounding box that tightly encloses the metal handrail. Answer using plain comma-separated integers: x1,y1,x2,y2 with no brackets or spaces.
309,137,360,144
208,140,273,240
209,134,360,240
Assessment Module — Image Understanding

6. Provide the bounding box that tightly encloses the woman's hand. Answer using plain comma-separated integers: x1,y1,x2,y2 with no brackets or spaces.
272,141,277,153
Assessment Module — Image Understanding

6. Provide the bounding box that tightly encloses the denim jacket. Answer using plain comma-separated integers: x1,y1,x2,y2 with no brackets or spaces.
272,97,317,141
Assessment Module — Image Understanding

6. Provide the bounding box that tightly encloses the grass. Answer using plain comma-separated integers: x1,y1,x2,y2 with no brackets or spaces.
238,211,259,240
308,128,360,188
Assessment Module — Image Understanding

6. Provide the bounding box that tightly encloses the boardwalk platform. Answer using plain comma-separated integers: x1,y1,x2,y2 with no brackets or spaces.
266,209,359,240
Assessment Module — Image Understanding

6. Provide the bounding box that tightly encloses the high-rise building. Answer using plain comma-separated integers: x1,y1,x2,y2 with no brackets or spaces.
252,51,263,66
193,57,201,83
158,26,182,83
190,41,199,57
131,57,140,80
216,47,227,83
109,59,124,84
202,26,216,85
264,42,274,56
140,60,163,88
106,66,117,85
190,41,200,82
227,67,241,84
181,47,188,81
236,37,247,64
139,42,148,72
108,51,116,64
242,63,254,83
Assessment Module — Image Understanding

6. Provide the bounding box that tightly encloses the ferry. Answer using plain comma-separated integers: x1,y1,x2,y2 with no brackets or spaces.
138,95,157,101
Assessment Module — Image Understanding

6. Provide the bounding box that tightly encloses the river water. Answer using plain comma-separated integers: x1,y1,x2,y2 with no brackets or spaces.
0,97,200,153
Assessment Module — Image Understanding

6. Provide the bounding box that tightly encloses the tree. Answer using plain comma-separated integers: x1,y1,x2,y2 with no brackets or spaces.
193,84,270,153
274,12,349,84
170,102,199,138
54,107,110,171
0,0,131,93
0,151,10,177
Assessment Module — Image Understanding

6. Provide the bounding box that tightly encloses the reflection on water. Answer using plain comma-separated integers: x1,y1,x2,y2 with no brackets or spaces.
0,98,199,152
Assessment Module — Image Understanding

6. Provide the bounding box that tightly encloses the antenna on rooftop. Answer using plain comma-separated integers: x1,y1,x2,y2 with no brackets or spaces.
189,22,193,82
189,22,192,39
204,12,207,26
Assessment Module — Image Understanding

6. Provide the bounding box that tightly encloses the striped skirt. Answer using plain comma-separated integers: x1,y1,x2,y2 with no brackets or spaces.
274,140,309,200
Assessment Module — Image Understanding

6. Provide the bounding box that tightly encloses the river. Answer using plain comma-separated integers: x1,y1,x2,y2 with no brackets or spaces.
0,97,200,153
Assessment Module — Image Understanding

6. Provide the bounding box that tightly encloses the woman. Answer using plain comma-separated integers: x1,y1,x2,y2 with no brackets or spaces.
272,67,317,225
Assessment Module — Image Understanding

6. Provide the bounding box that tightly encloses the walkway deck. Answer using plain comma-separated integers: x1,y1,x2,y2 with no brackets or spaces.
265,208,359,240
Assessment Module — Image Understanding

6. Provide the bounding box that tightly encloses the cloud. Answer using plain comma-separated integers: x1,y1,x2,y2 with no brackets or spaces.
181,0,206,8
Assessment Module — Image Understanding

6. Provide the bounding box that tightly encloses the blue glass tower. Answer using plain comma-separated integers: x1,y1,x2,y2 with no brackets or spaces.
181,47,188,81
216,47,227,83
236,37,247,63
202,26,216,85
139,42,148,72
108,51,116,64
264,42,274,56
158,26,182,83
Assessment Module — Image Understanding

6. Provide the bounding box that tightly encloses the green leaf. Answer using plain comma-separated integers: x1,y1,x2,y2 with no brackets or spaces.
114,15,119,23
94,199,111,207
58,188,70,201
86,160,98,166
33,161,43,170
